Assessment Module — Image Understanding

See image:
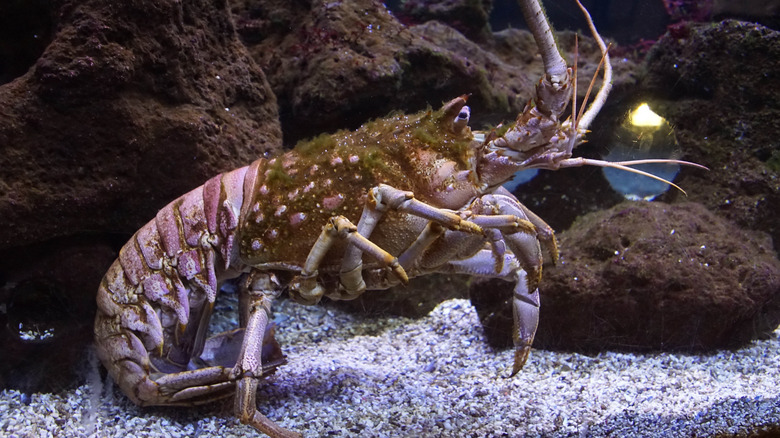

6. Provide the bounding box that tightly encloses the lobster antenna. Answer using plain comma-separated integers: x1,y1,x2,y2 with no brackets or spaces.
554,157,709,195
571,36,579,130
582,158,687,194
576,42,610,131
575,0,612,131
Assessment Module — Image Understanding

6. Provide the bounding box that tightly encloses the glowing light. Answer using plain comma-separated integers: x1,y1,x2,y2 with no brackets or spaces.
630,103,664,128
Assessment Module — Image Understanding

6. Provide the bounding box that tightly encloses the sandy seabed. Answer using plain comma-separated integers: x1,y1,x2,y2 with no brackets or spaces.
2,297,779,437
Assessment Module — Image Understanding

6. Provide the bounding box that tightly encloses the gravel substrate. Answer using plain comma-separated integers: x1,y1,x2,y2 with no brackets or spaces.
2,298,779,437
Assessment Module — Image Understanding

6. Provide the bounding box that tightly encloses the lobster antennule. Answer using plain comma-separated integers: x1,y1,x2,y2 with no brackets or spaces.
563,0,612,157
555,157,709,195
574,0,612,133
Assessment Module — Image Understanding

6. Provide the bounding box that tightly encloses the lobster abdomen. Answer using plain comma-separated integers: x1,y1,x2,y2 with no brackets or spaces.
94,164,251,405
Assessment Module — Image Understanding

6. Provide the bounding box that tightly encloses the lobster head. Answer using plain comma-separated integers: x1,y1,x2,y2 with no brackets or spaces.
437,95,580,196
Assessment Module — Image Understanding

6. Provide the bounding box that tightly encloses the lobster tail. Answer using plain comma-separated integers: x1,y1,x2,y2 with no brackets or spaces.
94,164,254,404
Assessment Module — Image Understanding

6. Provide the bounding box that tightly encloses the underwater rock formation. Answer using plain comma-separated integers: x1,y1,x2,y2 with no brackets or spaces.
0,0,282,251
646,20,780,252
232,0,530,144
472,201,780,352
231,0,630,144
395,0,494,42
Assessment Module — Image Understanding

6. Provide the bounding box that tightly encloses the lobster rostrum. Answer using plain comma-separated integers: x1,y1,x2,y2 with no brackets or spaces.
94,1,704,436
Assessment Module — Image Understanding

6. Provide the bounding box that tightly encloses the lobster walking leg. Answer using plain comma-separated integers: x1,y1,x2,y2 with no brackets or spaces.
338,184,487,296
491,186,559,262
289,215,409,304
443,251,539,375
370,191,552,374
467,191,552,373
232,272,299,438
289,183,486,303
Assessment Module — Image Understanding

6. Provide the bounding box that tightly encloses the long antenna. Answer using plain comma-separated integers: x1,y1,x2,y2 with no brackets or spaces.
574,0,612,131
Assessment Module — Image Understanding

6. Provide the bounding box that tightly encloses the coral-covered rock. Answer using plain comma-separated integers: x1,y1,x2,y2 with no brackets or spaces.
0,0,282,251
472,202,780,352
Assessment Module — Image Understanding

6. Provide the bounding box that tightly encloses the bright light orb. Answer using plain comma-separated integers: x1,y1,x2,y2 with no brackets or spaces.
630,103,664,128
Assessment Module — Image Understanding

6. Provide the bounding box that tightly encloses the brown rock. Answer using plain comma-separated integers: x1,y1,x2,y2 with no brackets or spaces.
0,0,282,251
472,201,780,352
234,0,528,144
646,20,780,251
233,0,631,146
395,0,494,42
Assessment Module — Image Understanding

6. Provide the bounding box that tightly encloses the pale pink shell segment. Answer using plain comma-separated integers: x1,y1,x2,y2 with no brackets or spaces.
135,223,164,271
155,203,181,258
177,249,202,280
202,173,223,235
121,300,164,350
118,239,146,286
98,261,133,314
322,193,345,210
241,159,264,218
216,166,248,268
141,272,190,326
178,186,207,248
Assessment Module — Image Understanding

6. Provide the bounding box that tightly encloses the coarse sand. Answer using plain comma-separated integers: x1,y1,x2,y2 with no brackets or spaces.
2,298,779,437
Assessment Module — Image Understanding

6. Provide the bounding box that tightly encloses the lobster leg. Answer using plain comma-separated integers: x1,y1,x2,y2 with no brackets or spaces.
335,184,486,299
492,186,558,262
292,183,487,303
289,215,409,304
468,191,553,292
232,272,300,438
394,212,535,275
440,249,540,376
384,192,548,374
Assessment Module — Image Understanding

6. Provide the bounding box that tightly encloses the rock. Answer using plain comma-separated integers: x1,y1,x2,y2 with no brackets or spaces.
471,202,780,352
395,0,494,43
233,0,527,144
0,0,283,251
645,20,780,251
233,0,627,145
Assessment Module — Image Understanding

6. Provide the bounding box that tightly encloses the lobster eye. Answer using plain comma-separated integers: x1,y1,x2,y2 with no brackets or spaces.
453,106,470,133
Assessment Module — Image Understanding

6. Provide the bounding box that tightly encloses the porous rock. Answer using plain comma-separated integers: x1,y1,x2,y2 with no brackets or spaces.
232,0,628,145
233,0,528,144
646,20,780,251
0,0,282,251
395,0,494,42
472,201,780,352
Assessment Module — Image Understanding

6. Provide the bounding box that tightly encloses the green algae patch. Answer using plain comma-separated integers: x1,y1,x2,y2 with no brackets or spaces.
295,132,340,157
266,158,293,187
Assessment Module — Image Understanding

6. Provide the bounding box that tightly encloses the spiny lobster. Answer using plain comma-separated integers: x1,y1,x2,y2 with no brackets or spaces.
94,0,705,436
